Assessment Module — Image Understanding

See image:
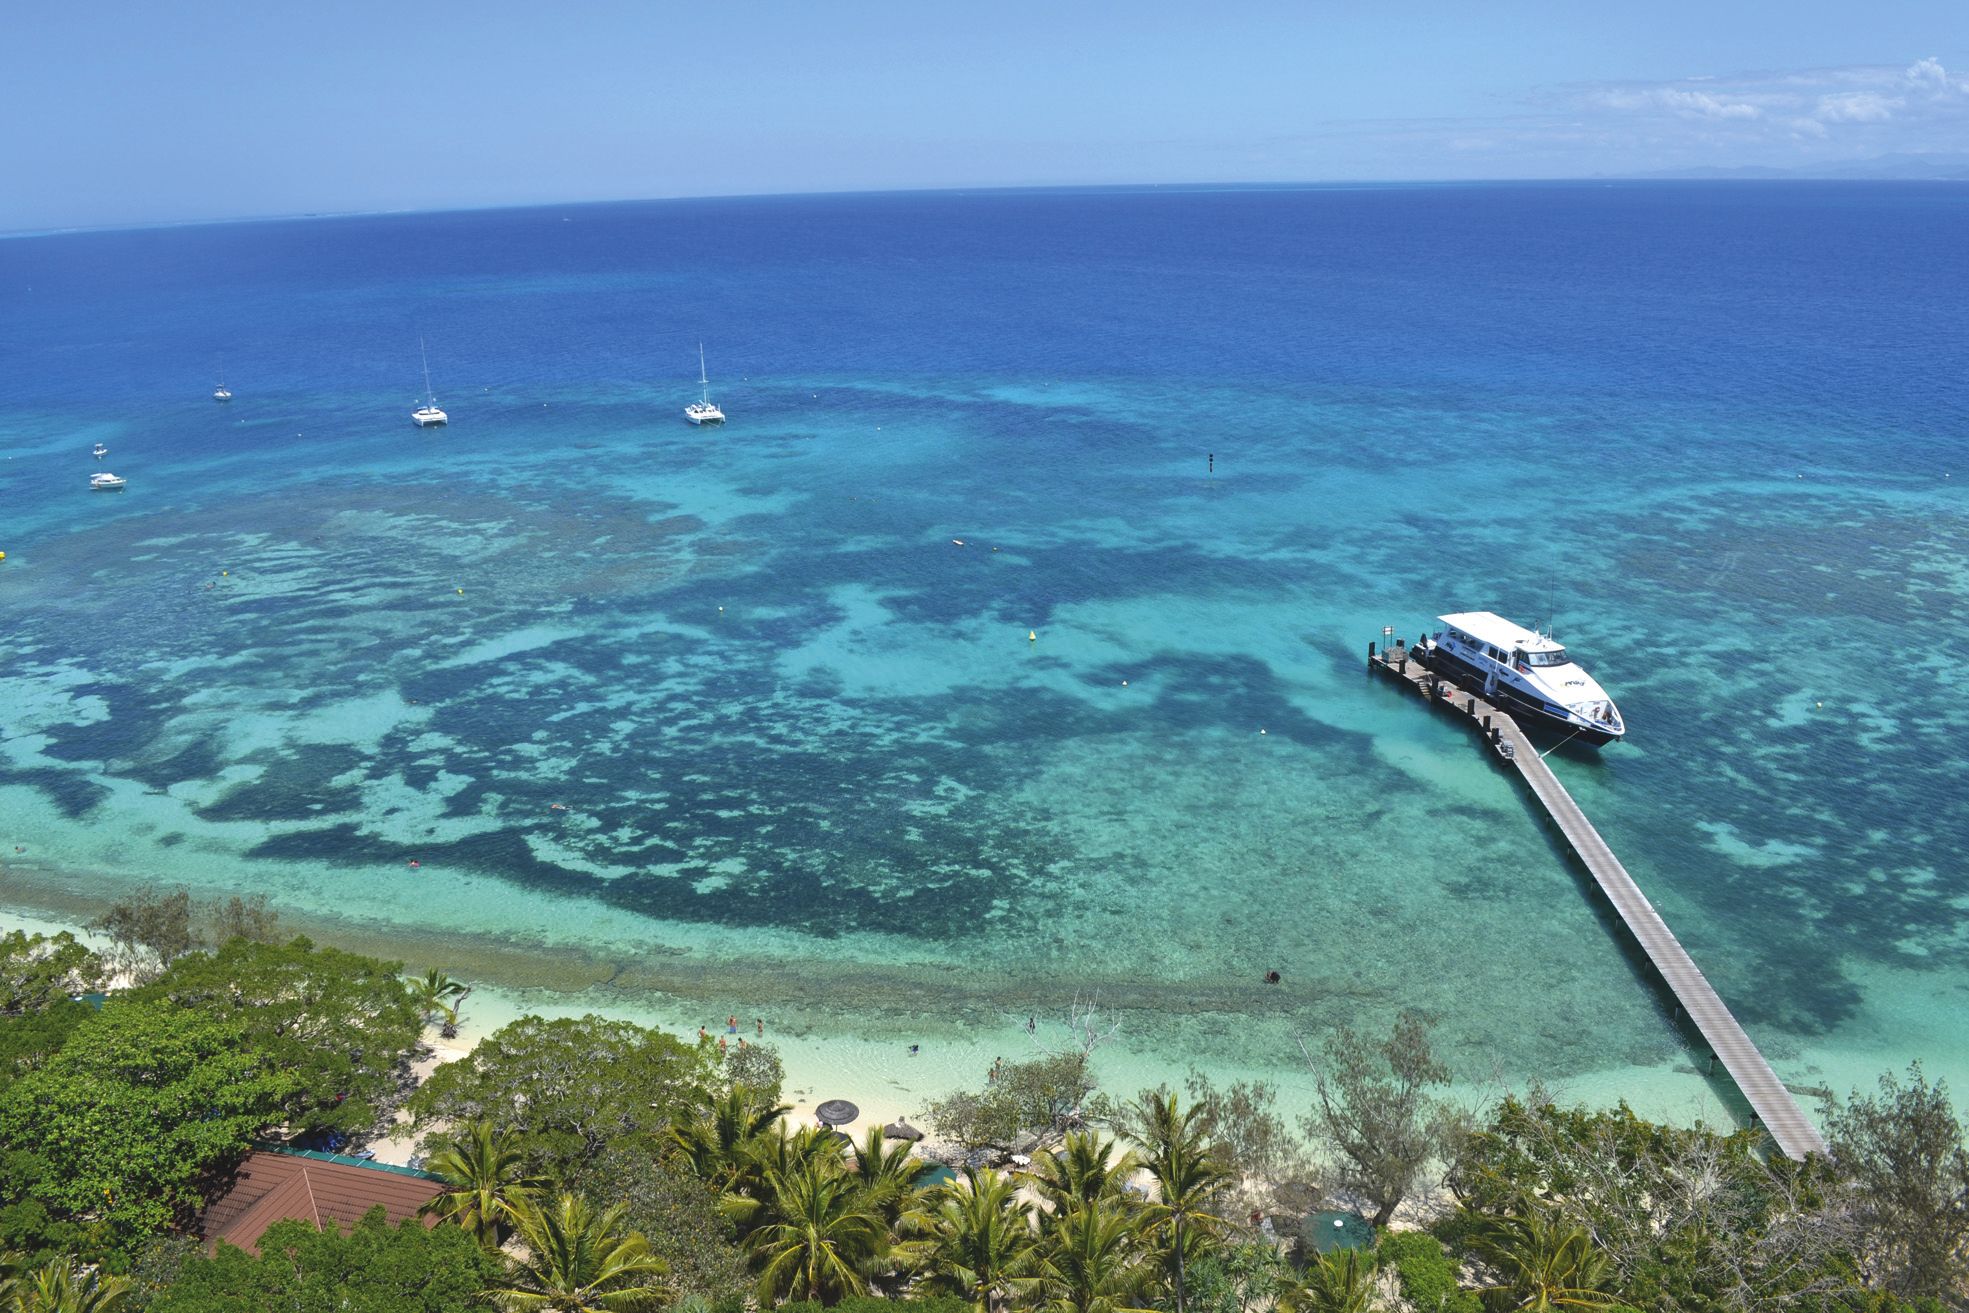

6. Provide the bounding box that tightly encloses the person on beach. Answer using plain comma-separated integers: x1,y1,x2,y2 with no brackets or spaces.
727,1015,737,1034
756,1017,763,1036
699,1026,709,1041
718,1035,728,1053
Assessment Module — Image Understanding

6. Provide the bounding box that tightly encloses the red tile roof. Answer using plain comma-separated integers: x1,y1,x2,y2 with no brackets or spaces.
200,1150,445,1255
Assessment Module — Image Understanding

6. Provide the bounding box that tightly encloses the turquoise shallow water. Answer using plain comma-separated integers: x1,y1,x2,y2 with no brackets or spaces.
2,184,1966,1124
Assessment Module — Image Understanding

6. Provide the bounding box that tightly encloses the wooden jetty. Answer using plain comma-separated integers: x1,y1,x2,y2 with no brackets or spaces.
1368,639,1827,1160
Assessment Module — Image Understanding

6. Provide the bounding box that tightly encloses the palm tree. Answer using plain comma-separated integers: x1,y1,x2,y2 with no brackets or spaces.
1125,1092,1231,1313
671,1083,791,1194
1039,1198,1151,1313
1473,1209,1621,1311
486,1193,669,1313
852,1126,937,1228
1030,1131,1141,1213
897,1166,1047,1312
750,1161,890,1304
407,968,469,1036
420,1119,547,1248
10,1261,132,1313
724,1121,850,1233
1281,1249,1379,1313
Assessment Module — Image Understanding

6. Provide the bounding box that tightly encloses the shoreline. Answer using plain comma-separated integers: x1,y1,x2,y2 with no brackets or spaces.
0,875,1761,1146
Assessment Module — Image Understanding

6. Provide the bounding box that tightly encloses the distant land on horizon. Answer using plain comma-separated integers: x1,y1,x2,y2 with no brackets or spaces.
1627,151,1969,181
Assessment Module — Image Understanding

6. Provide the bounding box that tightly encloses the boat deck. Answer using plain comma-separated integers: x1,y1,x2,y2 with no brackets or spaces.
1368,640,1827,1161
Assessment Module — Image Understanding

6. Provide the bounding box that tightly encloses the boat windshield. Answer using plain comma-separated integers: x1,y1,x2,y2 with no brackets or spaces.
1520,648,1569,668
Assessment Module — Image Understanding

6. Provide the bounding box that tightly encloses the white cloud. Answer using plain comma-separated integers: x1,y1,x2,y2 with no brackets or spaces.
1903,57,1959,95
1598,88,1762,120
1817,91,1898,123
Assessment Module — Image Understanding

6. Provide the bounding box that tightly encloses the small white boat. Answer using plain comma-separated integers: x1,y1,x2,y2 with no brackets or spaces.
1420,610,1625,745
90,472,127,491
412,338,448,427
684,344,724,425
214,357,231,402
91,443,108,459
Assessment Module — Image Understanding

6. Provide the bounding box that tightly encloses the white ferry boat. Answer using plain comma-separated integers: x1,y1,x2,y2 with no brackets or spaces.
1420,611,1625,746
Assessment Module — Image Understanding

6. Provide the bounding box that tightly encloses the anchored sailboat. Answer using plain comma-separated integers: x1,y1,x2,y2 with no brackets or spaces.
684,344,724,425
412,339,447,427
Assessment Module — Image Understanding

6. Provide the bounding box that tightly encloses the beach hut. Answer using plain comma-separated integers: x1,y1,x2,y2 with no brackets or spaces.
882,1120,925,1142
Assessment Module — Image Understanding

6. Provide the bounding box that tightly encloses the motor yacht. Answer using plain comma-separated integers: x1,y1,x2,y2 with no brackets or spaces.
1419,611,1625,745
90,472,127,491
91,443,108,459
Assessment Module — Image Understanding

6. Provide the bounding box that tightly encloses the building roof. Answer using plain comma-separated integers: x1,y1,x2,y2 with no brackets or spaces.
1438,611,1561,652
199,1149,445,1255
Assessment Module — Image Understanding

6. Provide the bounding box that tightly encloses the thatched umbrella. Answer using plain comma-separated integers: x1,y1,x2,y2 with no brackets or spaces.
815,1099,860,1127
882,1120,925,1142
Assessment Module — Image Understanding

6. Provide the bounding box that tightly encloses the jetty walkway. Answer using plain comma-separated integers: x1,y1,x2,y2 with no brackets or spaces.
1367,639,1827,1160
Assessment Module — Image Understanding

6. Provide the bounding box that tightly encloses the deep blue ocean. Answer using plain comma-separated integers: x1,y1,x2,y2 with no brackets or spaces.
2,182,1966,1122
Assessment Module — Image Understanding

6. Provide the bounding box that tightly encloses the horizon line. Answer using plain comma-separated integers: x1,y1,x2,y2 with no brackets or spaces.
7,173,1967,241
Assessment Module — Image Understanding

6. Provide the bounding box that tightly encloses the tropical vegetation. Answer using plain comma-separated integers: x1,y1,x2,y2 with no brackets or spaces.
2,915,1966,1311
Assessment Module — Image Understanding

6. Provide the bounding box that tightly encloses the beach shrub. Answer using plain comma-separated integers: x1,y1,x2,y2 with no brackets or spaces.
1822,1063,1969,1304
1450,1092,1858,1311
724,1037,785,1102
146,1207,502,1313
1376,1230,1478,1313
92,885,197,981
1299,1011,1460,1228
0,929,107,1015
925,1051,1096,1150
133,936,424,1139
0,999,295,1252
408,1013,716,1182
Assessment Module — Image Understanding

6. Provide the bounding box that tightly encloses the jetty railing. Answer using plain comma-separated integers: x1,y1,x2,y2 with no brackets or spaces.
1367,639,1827,1160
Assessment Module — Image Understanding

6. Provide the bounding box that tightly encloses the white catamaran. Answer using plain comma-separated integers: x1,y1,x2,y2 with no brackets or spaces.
412,339,447,427
684,344,724,425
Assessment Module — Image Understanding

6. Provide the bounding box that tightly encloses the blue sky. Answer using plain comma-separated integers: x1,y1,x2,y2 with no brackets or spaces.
4,0,1965,229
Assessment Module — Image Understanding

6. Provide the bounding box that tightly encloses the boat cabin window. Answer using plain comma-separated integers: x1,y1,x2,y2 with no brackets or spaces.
1520,648,1569,668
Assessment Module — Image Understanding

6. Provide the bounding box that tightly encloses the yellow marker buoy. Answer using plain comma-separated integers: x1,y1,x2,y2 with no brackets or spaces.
456,588,464,594
1121,680,1128,686
221,570,228,576
0,550,7,562
1027,631,1036,642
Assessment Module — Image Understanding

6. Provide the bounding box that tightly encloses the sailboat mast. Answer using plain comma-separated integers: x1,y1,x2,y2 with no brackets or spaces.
698,343,709,404
420,337,436,405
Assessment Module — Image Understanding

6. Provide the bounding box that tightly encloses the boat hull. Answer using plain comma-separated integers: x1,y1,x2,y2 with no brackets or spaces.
1419,646,1622,746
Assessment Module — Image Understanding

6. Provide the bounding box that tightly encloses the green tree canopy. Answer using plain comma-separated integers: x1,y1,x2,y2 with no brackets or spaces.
926,1052,1098,1153
0,999,295,1248
146,1207,505,1313
133,936,424,1138
408,1014,715,1184
588,1144,751,1304
0,931,107,1016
